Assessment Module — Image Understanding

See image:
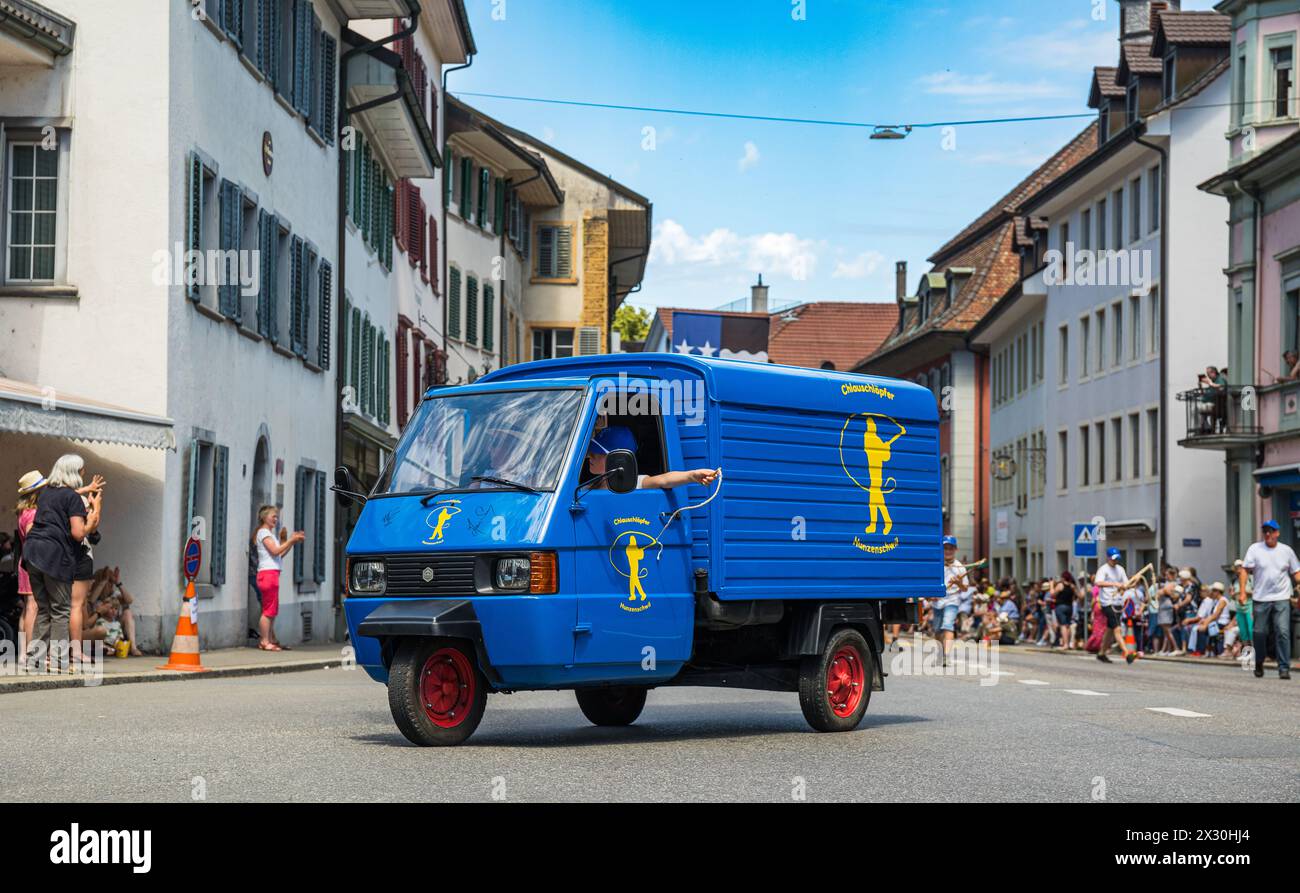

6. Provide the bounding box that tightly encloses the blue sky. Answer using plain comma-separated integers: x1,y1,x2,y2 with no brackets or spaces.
453,0,1217,314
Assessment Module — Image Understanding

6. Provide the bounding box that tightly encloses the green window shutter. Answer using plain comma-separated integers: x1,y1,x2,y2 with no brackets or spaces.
317,259,332,369
477,168,489,227
186,152,202,302
360,142,372,244
321,32,336,144
211,445,229,586
293,465,307,585
308,10,322,130
349,306,361,396
292,0,309,115
267,0,281,89
383,177,394,270
494,178,505,233
218,179,241,318
460,157,472,218
268,220,281,344
448,267,461,339
183,439,198,549
537,226,555,278
382,338,391,425
555,226,572,278
289,235,304,354
257,210,273,337
313,473,326,583
360,317,372,415
443,146,452,207
466,276,478,344
483,284,494,351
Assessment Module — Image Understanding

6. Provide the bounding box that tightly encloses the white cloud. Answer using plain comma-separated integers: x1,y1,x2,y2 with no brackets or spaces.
918,71,1073,101
650,219,816,280
737,141,760,172
832,251,886,280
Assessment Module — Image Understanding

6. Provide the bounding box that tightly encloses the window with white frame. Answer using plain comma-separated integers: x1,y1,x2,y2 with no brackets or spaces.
1058,429,1069,491
1112,301,1123,368
3,134,67,284
1058,323,1069,385
1272,43,1294,119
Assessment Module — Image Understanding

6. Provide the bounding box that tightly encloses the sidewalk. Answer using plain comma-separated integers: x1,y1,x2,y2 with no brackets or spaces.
1020,643,1276,670
0,642,349,694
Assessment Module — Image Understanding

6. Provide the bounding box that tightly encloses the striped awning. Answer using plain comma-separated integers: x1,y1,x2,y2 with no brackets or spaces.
0,377,175,451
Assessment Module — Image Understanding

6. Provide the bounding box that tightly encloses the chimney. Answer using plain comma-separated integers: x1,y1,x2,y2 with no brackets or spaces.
1118,0,1178,44
895,261,907,302
751,274,769,314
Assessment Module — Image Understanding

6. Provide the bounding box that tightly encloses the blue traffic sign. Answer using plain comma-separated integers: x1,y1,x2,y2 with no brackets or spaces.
183,537,202,581
1073,523,1098,559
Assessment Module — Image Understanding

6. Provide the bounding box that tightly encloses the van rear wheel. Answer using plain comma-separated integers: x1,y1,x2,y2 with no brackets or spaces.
575,686,648,726
798,628,872,732
388,638,487,746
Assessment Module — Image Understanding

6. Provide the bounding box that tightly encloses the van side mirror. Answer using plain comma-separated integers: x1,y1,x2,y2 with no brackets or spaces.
332,465,368,506
605,449,638,494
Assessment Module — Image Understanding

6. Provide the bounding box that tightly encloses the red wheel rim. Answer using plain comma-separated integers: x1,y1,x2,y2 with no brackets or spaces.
418,647,475,728
826,645,865,717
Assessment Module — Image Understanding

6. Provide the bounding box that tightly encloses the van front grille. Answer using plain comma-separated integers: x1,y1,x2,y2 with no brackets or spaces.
356,553,478,597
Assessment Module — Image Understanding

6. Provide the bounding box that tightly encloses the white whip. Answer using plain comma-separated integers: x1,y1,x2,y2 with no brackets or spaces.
654,468,723,560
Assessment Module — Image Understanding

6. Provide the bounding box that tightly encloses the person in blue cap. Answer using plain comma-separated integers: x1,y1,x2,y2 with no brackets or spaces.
933,535,965,659
586,424,718,491
1237,519,1299,679
1094,546,1136,664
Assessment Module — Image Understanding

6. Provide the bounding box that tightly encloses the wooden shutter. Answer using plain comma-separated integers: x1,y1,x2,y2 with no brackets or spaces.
395,178,408,253
459,157,472,218
313,472,326,583
267,220,281,343
537,226,555,279
408,184,423,269
293,465,307,584
381,338,391,425
317,260,332,369
186,153,203,302
360,141,372,244
254,0,267,70
427,214,437,293
211,445,229,586
466,276,478,345
293,0,310,115
555,226,572,277
477,168,489,227
309,10,322,130
360,317,372,415
383,177,394,269
289,235,304,355
448,267,461,339
494,177,505,234
349,306,361,395
396,321,410,428
257,210,273,337
321,32,336,144
218,179,239,316
267,0,281,89
483,285,494,351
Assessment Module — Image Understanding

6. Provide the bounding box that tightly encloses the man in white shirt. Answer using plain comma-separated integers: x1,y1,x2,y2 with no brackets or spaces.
936,536,966,660
1093,547,1135,664
1237,520,1298,679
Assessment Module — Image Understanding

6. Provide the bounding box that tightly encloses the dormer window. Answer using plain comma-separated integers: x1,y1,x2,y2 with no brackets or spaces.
1163,50,1176,102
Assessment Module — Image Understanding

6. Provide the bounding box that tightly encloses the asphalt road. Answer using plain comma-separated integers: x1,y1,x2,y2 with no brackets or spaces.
3,645,1297,802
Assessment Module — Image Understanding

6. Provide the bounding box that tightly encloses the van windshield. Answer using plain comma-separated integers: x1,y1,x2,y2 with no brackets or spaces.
375,388,583,495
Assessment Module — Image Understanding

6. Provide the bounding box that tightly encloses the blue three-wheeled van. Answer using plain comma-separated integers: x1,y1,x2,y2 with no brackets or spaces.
338,353,942,745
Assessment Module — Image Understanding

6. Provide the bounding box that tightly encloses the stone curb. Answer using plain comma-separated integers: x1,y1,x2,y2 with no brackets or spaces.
0,656,345,694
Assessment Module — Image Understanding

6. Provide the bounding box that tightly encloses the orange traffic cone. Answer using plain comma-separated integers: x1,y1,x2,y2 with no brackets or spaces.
1124,621,1139,660
157,580,209,672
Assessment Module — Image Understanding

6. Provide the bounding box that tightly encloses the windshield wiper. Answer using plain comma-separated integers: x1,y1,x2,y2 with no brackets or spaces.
469,475,540,493
417,488,456,507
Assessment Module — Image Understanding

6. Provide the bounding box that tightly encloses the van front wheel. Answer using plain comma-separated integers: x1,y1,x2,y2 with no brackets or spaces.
799,628,872,732
575,686,648,726
388,638,487,746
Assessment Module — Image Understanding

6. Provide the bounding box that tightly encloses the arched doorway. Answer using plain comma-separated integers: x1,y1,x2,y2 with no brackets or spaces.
247,435,270,646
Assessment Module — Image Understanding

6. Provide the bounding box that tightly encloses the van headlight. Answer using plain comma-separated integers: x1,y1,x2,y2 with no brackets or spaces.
350,560,386,594
494,557,531,591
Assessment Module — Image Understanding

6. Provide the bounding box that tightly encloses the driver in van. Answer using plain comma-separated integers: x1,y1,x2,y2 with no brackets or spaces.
586,425,719,491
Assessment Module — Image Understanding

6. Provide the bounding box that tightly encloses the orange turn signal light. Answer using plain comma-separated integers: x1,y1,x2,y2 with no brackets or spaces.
529,551,558,594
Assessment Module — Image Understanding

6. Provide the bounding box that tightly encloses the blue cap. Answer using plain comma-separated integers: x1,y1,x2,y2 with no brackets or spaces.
589,425,636,455
1106,547,1121,560
942,535,957,547
1262,519,1280,531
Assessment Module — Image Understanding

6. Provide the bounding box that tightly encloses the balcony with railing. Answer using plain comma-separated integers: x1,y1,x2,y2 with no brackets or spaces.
1176,385,1262,449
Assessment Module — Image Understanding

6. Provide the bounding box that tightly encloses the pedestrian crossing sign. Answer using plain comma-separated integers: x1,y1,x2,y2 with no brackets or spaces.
1073,523,1098,558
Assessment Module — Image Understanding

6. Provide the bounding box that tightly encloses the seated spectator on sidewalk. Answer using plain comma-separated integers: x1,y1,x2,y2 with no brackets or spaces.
83,595,125,653
87,566,141,655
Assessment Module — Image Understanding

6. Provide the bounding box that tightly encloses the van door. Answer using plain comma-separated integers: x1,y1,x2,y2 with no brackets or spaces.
571,387,694,674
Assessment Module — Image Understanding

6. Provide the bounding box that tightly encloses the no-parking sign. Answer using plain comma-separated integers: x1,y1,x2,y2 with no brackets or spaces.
183,537,202,582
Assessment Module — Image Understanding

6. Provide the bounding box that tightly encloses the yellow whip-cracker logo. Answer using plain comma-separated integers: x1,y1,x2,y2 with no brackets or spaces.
609,518,657,613
839,413,907,554
423,499,463,545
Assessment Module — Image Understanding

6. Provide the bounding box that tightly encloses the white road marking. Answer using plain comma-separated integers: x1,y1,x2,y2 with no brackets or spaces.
988,670,1015,676
1145,707,1211,718
1065,689,1108,696
1018,679,1050,686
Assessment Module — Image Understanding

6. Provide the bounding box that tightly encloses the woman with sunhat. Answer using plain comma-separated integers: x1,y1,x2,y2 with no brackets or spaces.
15,470,47,646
